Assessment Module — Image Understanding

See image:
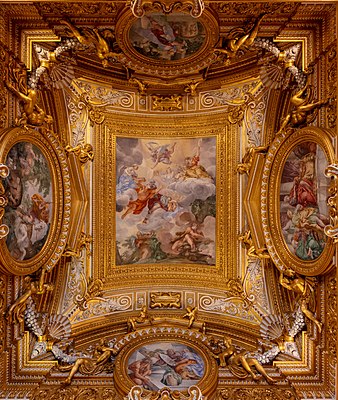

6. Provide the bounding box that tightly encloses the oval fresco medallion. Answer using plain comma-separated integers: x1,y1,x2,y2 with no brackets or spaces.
129,13,206,61
127,341,205,391
3,142,52,261
261,126,335,276
280,142,329,261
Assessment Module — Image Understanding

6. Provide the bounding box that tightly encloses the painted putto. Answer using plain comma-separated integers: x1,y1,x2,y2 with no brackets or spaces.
116,137,216,266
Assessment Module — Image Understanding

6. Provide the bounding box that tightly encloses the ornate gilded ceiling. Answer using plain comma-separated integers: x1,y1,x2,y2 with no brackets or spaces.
0,1,336,400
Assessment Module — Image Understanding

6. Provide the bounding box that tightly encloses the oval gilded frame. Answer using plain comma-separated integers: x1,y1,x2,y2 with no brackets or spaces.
0,127,71,275
261,127,335,276
114,328,218,397
115,9,219,77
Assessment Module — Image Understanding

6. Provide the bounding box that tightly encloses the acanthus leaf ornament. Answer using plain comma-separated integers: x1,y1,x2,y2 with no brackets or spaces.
126,385,204,400
128,0,205,18
327,46,336,128
237,146,269,175
75,278,105,311
0,164,9,240
65,143,94,164
184,79,203,96
79,93,105,126
217,387,298,400
326,274,337,358
324,163,338,242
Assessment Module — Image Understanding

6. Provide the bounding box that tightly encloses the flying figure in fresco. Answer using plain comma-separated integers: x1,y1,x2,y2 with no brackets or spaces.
121,180,158,219
146,142,176,168
176,139,213,180
142,193,178,223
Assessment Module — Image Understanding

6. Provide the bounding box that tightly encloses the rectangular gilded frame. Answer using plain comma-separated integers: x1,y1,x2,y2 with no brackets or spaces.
93,113,240,289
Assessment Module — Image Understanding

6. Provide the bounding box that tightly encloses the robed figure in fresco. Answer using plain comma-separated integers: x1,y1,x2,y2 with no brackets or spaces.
281,142,329,261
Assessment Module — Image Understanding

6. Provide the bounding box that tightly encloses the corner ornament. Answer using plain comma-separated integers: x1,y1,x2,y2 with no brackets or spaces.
128,0,205,18
324,163,338,242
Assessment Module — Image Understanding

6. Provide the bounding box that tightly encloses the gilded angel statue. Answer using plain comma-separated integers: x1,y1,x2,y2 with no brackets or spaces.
279,83,328,131
183,306,198,328
57,338,118,384
214,13,265,62
212,335,277,384
127,305,153,332
279,268,322,333
5,67,53,126
60,20,120,67
7,268,54,324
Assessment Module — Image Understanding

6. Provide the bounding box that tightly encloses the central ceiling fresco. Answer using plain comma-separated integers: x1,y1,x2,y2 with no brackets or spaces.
0,1,336,400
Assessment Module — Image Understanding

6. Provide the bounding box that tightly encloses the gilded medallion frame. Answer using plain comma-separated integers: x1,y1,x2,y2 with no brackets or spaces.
113,328,218,397
115,8,218,77
0,127,71,275
261,127,335,276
